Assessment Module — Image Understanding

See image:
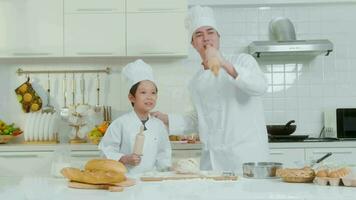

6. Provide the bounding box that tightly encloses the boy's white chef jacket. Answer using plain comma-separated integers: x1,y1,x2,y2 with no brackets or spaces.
99,111,172,174
168,53,270,173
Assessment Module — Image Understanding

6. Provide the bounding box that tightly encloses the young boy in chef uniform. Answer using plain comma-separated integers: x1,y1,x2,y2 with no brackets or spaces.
99,59,172,175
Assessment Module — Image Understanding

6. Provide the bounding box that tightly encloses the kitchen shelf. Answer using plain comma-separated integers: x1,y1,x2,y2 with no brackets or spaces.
16,67,111,75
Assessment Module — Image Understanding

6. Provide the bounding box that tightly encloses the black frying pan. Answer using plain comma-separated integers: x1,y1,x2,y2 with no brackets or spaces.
267,120,296,135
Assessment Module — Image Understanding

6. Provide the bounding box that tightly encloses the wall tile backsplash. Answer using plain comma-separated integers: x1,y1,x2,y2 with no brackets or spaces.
1,2,356,138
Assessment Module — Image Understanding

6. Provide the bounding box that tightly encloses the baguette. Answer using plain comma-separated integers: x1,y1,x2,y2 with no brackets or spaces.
61,167,126,184
84,159,127,174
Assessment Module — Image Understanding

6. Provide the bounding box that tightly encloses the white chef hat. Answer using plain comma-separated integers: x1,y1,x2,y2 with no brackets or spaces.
122,59,155,91
185,5,219,40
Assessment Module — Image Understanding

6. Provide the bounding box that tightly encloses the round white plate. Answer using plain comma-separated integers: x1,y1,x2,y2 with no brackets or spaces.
43,113,50,141
24,113,33,141
30,112,40,141
48,113,57,141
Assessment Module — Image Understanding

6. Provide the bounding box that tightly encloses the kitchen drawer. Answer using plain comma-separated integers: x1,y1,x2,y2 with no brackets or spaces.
269,148,305,167
0,152,53,177
64,0,125,13
305,148,356,165
127,0,186,12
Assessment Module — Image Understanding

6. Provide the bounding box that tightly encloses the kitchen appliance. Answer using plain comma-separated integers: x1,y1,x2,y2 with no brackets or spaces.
267,120,296,135
248,17,333,58
336,108,356,138
323,108,356,139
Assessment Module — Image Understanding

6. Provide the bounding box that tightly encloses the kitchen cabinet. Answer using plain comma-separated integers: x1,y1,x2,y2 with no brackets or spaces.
127,12,188,57
127,0,186,12
269,148,305,167
64,14,126,57
0,0,63,57
0,151,52,177
64,0,125,13
305,148,356,165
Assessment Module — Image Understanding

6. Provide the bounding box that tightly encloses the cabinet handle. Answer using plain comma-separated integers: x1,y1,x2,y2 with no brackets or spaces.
312,151,352,155
76,8,115,12
71,154,99,158
13,53,51,56
138,8,180,12
142,51,175,55
0,155,39,158
270,152,284,155
76,52,114,56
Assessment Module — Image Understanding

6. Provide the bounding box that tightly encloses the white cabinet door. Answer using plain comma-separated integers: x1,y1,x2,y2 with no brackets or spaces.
127,12,188,57
70,151,101,169
127,0,186,12
0,152,53,177
269,149,305,167
0,0,63,57
64,14,126,57
305,148,356,165
64,0,125,13
172,150,201,164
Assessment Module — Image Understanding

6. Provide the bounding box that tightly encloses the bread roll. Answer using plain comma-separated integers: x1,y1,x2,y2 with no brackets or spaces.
328,167,350,178
207,57,220,76
316,169,329,177
85,159,127,174
276,167,315,178
61,167,126,184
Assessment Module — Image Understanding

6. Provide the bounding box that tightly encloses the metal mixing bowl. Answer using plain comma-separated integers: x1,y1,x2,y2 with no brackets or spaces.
243,162,283,179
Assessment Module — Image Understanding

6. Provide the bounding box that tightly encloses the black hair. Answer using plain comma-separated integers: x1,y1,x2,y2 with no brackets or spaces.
129,81,158,107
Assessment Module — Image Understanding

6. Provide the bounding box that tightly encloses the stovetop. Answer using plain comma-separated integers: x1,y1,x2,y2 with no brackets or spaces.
269,136,356,143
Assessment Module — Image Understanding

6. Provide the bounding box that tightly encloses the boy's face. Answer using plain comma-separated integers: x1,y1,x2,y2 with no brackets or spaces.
129,80,157,113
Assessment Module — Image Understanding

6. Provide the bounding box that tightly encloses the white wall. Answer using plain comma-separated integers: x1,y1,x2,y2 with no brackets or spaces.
1,2,356,138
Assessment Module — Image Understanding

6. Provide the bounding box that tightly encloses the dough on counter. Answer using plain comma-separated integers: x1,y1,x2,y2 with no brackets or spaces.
174,158,200,174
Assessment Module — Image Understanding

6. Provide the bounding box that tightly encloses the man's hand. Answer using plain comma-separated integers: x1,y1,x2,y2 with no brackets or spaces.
151,111,169,126
119,154,141,166
204,45,237,78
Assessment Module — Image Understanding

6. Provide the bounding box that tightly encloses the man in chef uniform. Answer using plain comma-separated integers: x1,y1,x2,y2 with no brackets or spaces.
152,6,269,173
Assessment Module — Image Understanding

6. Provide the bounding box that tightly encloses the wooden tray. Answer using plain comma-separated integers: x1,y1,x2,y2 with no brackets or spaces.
140,172,238,182
68,178,135,192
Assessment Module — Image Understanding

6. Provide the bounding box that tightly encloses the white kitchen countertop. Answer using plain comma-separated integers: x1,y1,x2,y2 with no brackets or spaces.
0,176,355,200
1,141,356,152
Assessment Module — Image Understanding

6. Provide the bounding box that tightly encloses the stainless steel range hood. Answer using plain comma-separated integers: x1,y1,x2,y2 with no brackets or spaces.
248,17,333,58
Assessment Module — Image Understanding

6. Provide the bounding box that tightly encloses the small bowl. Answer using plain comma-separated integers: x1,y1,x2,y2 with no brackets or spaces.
0,135,14,144
243,162,283,179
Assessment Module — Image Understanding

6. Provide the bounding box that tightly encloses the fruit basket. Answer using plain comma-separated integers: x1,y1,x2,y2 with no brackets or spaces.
87,122,109,145
0,120,23,144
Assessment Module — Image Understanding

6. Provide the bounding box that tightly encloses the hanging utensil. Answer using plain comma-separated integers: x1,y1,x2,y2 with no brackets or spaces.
77,73,90,113
94,73,101,113
60,74,69,120
42,73,55,113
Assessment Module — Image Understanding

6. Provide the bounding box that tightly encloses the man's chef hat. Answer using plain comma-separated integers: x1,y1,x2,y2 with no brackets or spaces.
122,59,155,91
185,5,219,40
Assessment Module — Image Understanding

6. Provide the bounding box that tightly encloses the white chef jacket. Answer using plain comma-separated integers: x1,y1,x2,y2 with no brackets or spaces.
168,53,269,173
99,111,172,174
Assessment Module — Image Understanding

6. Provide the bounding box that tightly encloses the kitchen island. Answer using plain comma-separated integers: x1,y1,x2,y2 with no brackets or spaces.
0,176,355,200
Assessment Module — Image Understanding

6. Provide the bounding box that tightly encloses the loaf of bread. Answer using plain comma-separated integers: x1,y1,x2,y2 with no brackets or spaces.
61,159,127,184
61,167,126,184
85,159,127,174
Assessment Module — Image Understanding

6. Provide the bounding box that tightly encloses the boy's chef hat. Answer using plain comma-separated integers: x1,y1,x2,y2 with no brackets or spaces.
185,5,219,39
122,59,155,90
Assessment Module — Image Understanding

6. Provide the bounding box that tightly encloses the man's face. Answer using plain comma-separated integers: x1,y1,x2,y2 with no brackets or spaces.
191,26,220,58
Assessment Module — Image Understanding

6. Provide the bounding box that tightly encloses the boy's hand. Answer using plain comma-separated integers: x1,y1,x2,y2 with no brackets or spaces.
119,154,141,166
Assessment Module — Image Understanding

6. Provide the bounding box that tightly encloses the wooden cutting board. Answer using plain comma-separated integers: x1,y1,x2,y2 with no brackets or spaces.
140,173,238,182
68,178,135,192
